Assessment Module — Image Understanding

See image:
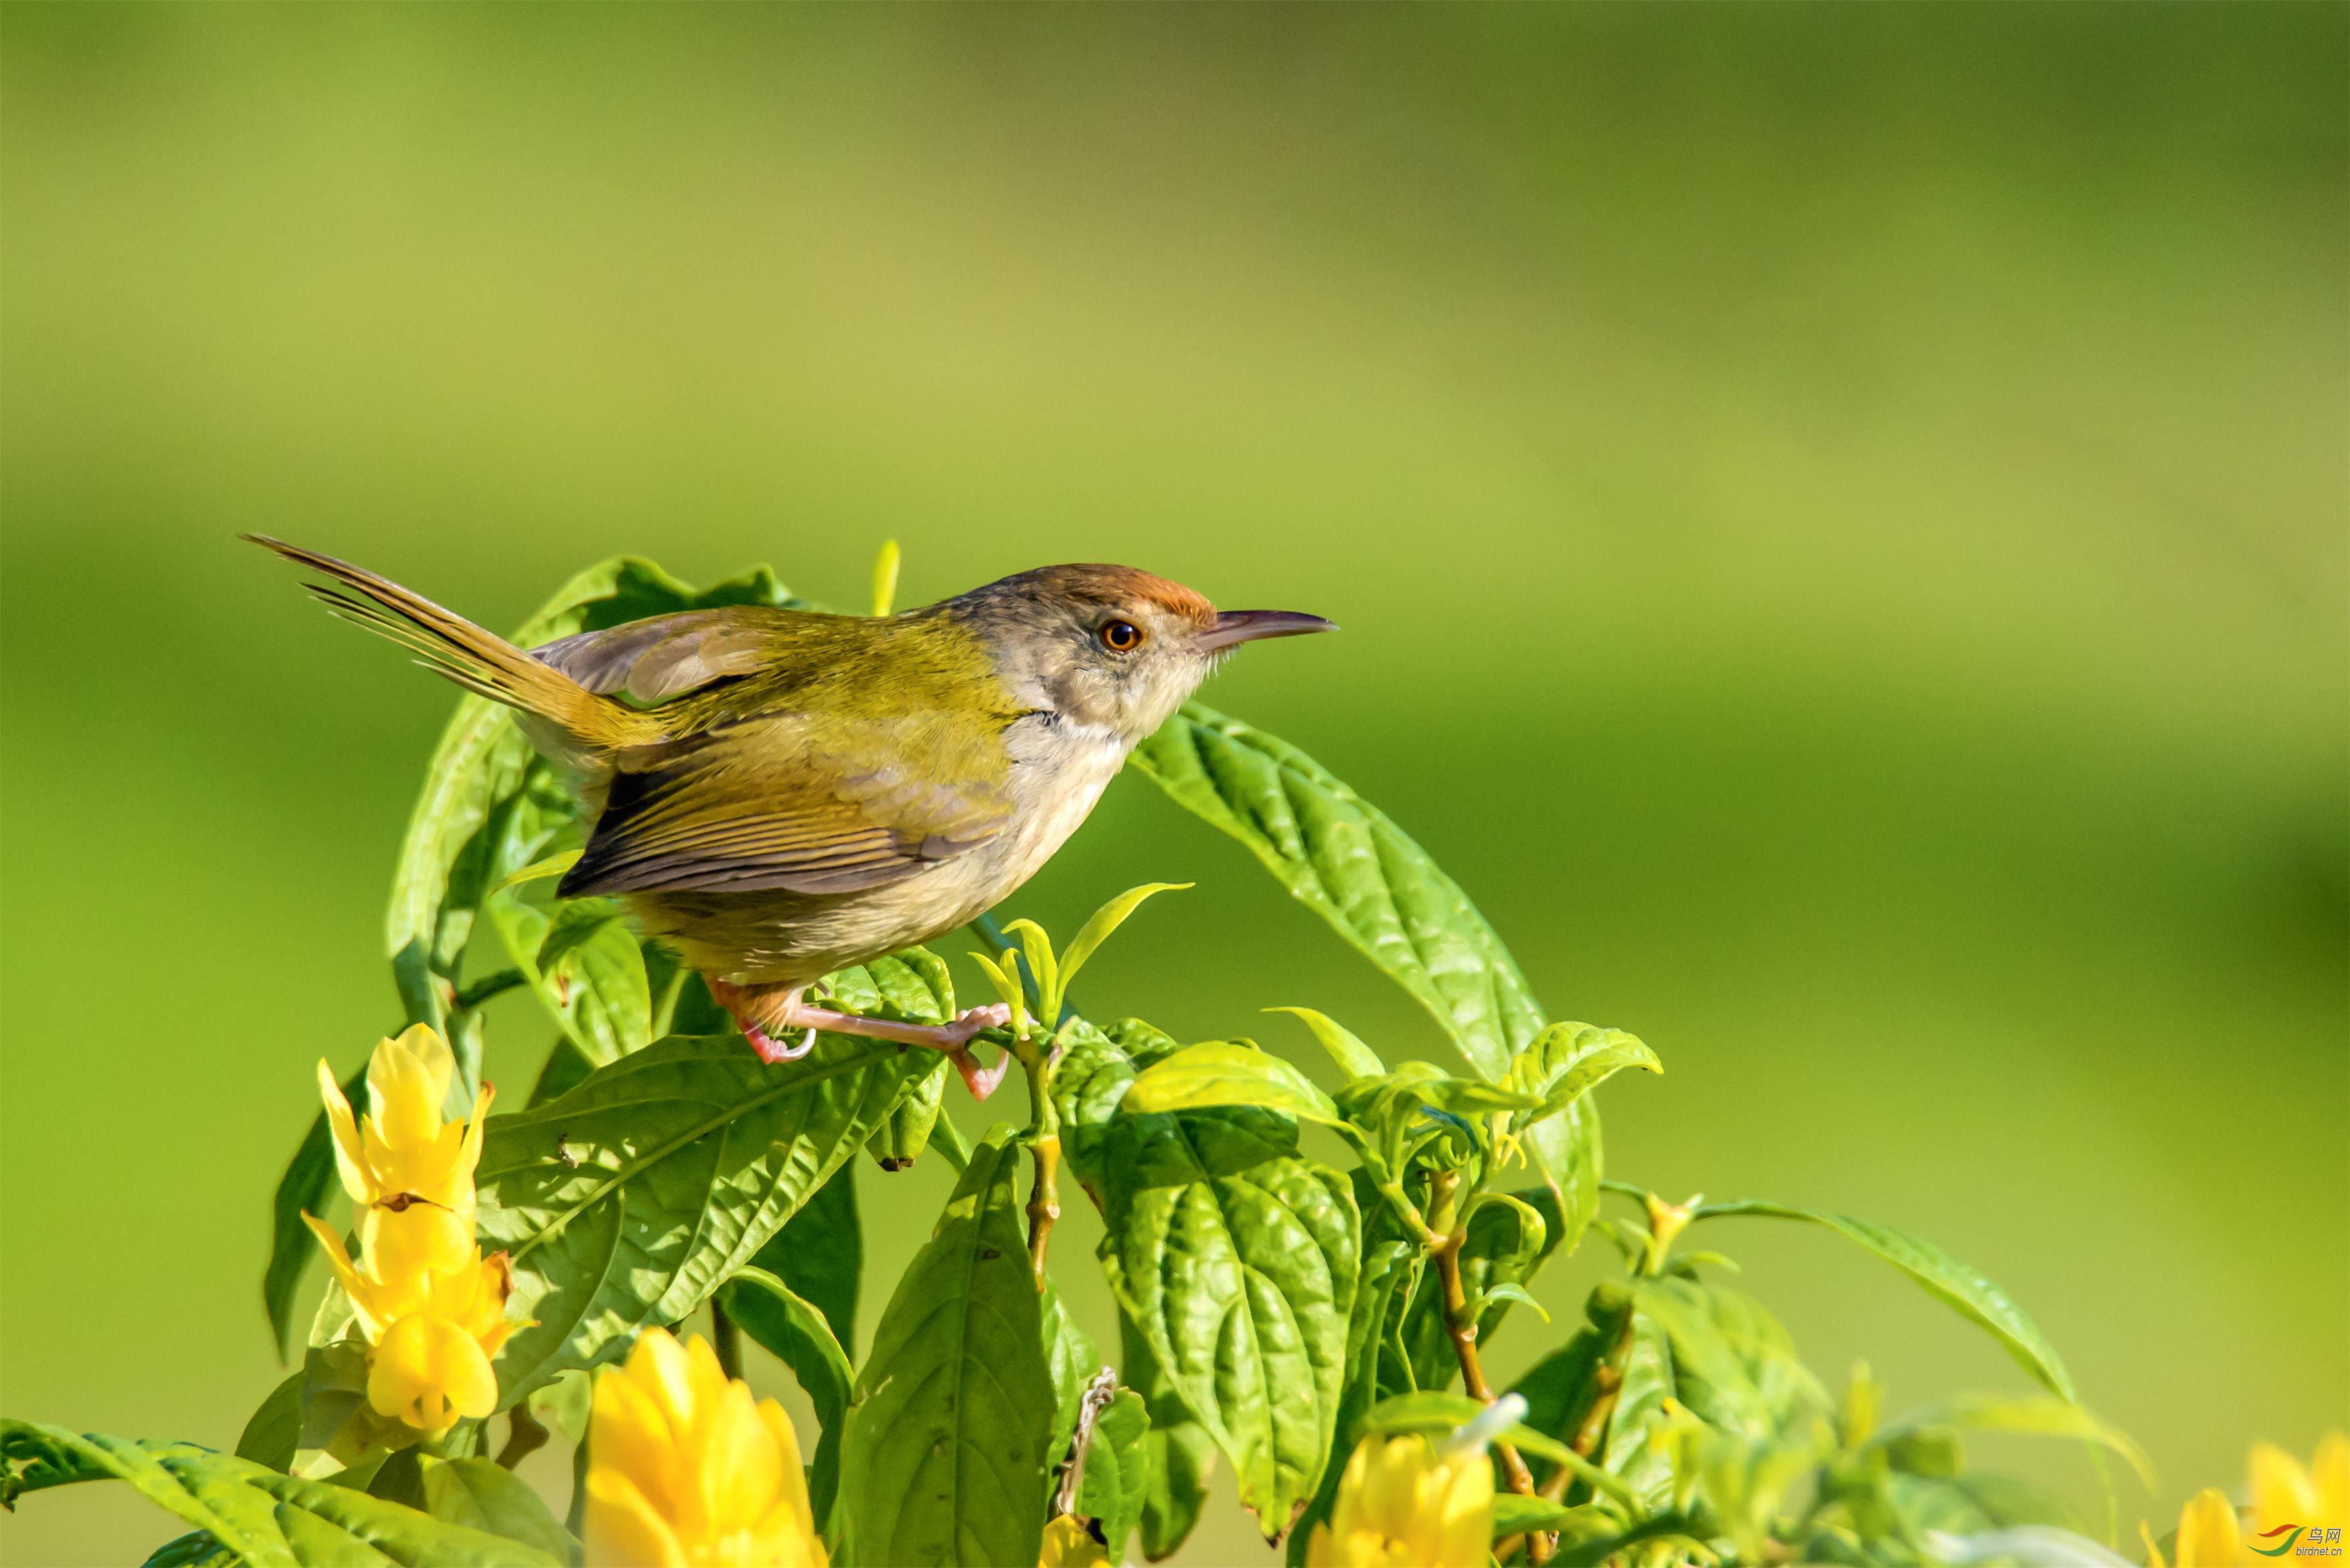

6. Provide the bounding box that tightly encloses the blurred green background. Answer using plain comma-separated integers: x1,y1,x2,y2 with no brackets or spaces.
3,5,2343,1562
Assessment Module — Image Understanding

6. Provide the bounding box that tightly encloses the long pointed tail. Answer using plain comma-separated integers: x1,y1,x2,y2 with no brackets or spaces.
246,535,659,750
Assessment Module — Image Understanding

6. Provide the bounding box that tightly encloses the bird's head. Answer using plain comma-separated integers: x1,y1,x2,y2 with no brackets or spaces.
941,563,1333,744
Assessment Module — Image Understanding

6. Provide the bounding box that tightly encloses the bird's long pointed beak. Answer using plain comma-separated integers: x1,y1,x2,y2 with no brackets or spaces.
1198,609,1338,653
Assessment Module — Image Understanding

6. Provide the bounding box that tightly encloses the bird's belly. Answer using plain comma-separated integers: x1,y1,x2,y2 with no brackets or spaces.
627,732,1125,987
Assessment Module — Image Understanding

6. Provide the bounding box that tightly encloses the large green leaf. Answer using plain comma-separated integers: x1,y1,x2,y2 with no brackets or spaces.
0,1421,559,1567
1630,1277,1829,1442
1690,1200,2075,1401
1071,1388,1151,1562
745,1158,861,1355
1131,703,1608,1251
474,1023,929,1403
839,1127,1056,1568
1098,1150,1360,1535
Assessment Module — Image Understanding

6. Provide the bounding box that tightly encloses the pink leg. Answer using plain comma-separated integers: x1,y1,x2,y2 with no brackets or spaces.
706,978,1012,1091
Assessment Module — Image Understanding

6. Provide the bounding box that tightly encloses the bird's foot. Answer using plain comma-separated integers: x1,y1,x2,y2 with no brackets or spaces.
708,977,1012,1089
744,1023,819,1065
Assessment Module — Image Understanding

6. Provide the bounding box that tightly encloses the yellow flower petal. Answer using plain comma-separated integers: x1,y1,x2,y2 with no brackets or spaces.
1040,1514,1109,1568
585,1466,694,1568
317,1059,374,1206
368,1024,454,1150
2175,1487,2244,1568
301,1214,393,1341
593,1359,683,1522
370,1311,498,1434
680,1377,782,1540
2252,1443,2325,1535
1312,1433,1493,1568
2314,1434,2349,1527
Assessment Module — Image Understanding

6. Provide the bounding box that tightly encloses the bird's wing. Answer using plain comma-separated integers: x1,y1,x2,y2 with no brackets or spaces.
531,610,781,705
559,710,1017,896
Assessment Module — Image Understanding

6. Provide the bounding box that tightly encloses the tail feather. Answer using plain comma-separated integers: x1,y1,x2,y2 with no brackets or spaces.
246,535,658,750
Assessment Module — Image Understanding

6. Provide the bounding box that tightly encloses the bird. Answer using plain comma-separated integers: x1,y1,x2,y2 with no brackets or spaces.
249,537,1332,1094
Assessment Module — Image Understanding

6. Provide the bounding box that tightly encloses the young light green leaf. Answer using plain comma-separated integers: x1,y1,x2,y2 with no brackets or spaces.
0,1420,559,1567
418,1456,578,1561
1121,1041,1342,1125
1354,1392,1578,1470
1056,882,1191,999
1098,1154,1360,1534
839,1127,1056,1568
494,850,582,896
1690,1200,2075,1402
1266,1007,1386,1082
1510,1023,1662,1120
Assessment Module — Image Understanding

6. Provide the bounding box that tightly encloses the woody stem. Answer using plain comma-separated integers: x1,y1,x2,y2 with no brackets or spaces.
1431,1230,1539,1496
1018,1035,1061,1291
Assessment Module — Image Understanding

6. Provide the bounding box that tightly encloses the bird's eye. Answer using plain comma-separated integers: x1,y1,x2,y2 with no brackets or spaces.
1099,618,1143,652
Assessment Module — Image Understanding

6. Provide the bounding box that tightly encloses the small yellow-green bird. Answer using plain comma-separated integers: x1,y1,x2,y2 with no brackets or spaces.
251,537,1331,1093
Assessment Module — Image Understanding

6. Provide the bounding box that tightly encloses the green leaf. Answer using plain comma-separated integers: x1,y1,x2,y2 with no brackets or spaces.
1509,1023,1662,1121
1630,1277,1831,1441
868,1056,949,1170
142,1531,238,1568
235,1373,303,1472
475,1027,929,1404
1604,1295,1676,1511
1886,1471,2083,1539
746,1159,861,1354
1122,1316,1217,1563
1690,1200,2075,1401
839,1127,1056,1567
718,1266,855,1532
1122,1041,1342,1124
483,890,652,1069
419,1456,578,1562
1354,1391,1579,1470
1491,1495,1611,1535
1056,883,1191,998
1,1420,560,1566
1098,1152,1360,1533
1266,1006,1386,1082
1072,1388,1151,1561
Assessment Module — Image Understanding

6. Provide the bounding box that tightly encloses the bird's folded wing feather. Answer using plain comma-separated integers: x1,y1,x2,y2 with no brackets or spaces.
538,610,1019,897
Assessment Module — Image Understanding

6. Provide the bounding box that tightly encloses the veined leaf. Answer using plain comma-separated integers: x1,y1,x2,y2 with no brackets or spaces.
1286,1234,1417,1567
475,1027,927,1404
1631,1277,1830,1442
0,1420,559,1566
1098,1153,1360,1534
1132,704,1606,1251
1509,1023,1662,1121
1122,1041,1342,1125
1690,1200,2075,1401
839,1127,1056,1568
744,1158,861,1355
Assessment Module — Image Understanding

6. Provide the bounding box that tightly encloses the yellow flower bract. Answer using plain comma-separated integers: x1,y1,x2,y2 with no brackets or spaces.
585,1328,826,1568
301,1024,516,1436
1304,1431,1495,1568
2149,1434,2348,1567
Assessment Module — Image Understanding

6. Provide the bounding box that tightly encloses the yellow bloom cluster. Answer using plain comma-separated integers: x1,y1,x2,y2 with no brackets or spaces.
585,1328,827,1568
2151,1435,2348,1567
302,1024,517,1436
1304,1429,1496,1568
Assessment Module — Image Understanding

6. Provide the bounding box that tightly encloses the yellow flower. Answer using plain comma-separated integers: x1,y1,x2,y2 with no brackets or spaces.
2146,1435,2348,1567
1304,1431,1495,1568
1038,1515,1109,1568
320,1023,491,1222
302,1025,516,1437
585,1328,825,1568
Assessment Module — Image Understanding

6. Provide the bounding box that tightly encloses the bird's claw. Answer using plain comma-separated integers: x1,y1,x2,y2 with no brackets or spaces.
744,1022,818,1065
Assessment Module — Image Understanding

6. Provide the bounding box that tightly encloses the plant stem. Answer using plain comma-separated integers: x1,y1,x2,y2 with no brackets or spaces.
1018,1035,1061,1291
710,1296,742,1380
